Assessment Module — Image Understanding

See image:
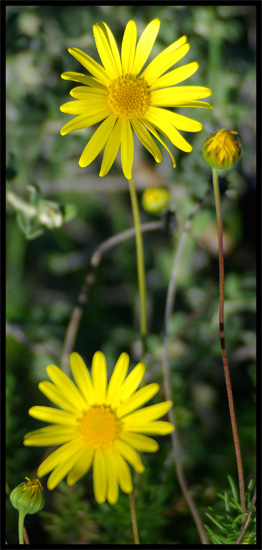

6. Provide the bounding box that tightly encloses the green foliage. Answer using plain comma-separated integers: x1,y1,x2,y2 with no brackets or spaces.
6,4,256,545
40,483,100,544
205,476,256,544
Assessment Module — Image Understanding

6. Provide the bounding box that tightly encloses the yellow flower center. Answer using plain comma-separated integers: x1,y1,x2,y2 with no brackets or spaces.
107,74,150,119
78,405,122,449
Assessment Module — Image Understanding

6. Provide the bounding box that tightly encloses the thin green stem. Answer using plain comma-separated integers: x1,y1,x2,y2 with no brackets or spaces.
129,491,140,544
212,167,246,516
6,190,36,217
128,178,147,363
18,512,26,544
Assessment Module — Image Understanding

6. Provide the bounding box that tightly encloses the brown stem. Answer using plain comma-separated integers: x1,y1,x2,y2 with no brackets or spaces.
23,526,30,544
212,168,246,516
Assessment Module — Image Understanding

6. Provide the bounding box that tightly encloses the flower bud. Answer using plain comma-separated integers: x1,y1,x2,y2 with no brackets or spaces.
141,187,171,214
202,129,241,170
10,477,45,515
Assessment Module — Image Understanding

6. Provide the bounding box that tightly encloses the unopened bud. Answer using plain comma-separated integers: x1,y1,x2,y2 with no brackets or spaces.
10,477,45,515
141,187,171,214
202,129,241,170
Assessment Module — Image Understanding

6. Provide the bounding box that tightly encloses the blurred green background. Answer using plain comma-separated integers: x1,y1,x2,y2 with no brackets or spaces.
6,4,256,545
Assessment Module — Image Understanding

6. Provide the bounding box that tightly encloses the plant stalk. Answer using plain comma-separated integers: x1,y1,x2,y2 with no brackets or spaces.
129,491,140,544
18,512,26,545
212,167,246,516
128,178,147,364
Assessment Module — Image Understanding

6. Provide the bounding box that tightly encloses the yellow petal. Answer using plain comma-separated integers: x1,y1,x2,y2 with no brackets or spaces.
124,400,172,424
37,439,82,477
24,425,75,446
69,86,107,99
67,446,94,485
100,118,122,177
38,380,80,413
131,119,162,163
132,19,160,75
117,383,159,417
159,110,203,132
93,22,121,79
60,98,108,115
142,118,176,167
121,20,137,75
118,362,145,402
46,443,84,490
96,22,122,75
61,71,105,88
60,109,111,136
28,406,78,424
121,432,159,452
151,86,212,106
126,421,174,435
115,439,145,473
145,106,193,152
91,351,107,404
177,100,214,109
142,38,189,86
105,352,130,406
68,47,110,86
46,364,87,411
151,61,199,90
120,119,133,180
110,448,133,493
79,113,117,167
70,352,96,405
104,448,119,504
93,449,107,503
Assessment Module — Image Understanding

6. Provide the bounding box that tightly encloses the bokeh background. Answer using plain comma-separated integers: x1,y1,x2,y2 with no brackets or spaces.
6,4,256,545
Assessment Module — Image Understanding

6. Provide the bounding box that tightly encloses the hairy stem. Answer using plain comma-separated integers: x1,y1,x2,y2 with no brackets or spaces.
212,167,246,516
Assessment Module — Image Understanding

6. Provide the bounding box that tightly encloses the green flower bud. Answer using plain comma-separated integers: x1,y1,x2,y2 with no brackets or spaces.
202,129,241,170
141,187,171,214
10,477,45,515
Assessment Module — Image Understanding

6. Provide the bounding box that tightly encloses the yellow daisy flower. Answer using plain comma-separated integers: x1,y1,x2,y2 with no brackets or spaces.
24,352,174,504
60,19,213,179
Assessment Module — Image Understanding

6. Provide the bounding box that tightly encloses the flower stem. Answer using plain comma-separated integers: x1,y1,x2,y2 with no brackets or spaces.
129,491,140,544
212,167,246,516
128,178,147,363
18,512,26,544
6,190,36,217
